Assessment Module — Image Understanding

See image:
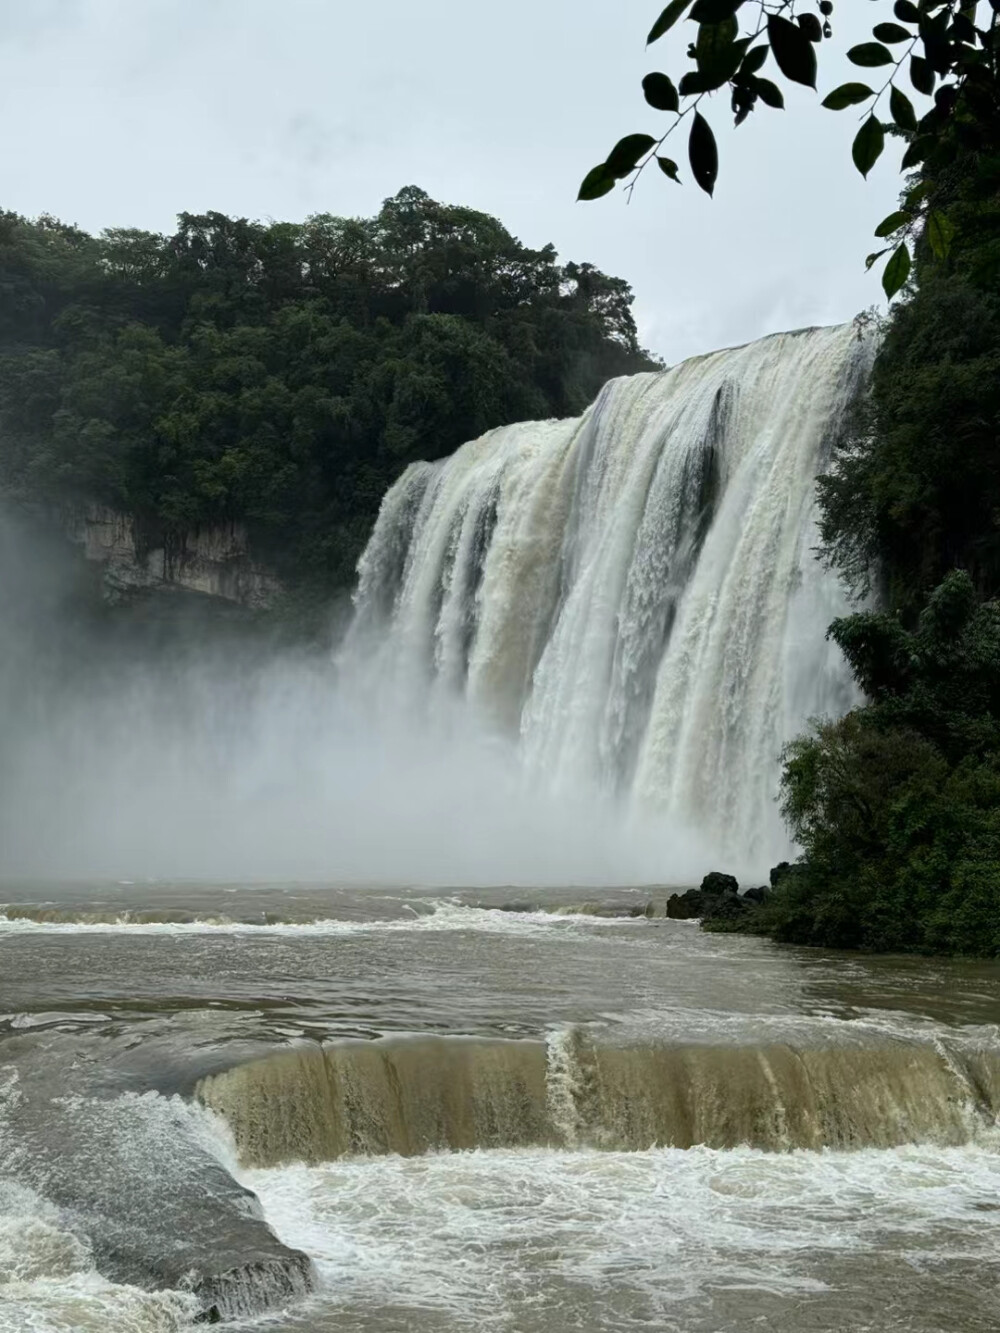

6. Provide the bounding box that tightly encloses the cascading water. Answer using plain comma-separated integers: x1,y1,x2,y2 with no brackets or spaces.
347,323,875,876
197,1031,1000,1168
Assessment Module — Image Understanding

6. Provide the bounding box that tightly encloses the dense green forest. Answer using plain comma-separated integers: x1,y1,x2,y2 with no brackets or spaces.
721,113,1000,955
0,187,655,594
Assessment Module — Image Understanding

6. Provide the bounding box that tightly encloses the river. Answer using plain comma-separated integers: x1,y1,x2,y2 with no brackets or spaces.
3,881,1000,1331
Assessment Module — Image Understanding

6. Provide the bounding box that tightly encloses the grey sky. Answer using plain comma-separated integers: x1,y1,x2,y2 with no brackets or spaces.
0,0,905,365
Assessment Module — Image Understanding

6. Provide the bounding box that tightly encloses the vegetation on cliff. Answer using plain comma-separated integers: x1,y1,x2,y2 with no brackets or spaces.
0,187,655,594
724,115,1000,954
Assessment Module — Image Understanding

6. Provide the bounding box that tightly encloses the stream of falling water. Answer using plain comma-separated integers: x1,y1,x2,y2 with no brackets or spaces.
346,323,874,877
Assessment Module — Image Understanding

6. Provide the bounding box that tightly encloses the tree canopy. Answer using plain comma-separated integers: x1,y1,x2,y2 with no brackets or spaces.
0,188,656,597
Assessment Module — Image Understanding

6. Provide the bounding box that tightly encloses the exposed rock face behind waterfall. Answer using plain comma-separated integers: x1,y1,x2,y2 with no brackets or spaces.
347,324,875,875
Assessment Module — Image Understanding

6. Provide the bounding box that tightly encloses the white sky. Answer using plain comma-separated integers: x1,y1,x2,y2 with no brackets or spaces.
0,0,907,364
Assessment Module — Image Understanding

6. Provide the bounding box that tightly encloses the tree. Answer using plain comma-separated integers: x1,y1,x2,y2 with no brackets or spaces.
0,190,658,598
579,1,1000,297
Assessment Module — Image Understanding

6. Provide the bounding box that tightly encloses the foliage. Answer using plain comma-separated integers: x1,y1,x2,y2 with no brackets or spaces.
818,125,1000,614
743,574,998,953
579,1,1000,298
0,190,656,594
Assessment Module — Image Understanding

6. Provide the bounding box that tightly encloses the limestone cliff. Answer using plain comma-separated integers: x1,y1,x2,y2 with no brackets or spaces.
65,506,282,610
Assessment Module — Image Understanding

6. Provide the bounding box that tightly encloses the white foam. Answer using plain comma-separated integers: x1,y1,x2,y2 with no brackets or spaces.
238,1142,1000,1331
0,899,639,938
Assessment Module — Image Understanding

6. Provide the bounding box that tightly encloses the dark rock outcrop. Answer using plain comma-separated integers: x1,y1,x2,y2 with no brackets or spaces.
666,889,706,919
701,890,751,924
2,1034,314,1324
667,871,750,921
700,871,739,897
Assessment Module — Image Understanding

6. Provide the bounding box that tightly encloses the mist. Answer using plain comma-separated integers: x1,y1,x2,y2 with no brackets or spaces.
0,506,697,888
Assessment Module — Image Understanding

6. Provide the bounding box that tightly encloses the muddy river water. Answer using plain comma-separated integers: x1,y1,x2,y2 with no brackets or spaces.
3,881,1000,1332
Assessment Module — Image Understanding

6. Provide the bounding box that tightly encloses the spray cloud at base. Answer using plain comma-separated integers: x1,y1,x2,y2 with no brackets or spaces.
0,515,681,885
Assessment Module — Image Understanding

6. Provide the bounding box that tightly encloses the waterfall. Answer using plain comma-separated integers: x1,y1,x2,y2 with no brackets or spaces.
347,323,875,877
197,1033,1000,1167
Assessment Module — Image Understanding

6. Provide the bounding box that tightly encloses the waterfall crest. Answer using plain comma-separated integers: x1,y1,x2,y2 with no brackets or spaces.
198,1033,1000,1167
347,324,875,875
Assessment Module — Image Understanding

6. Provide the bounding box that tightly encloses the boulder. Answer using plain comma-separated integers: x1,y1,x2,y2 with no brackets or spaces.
666,889,706,920
667,873,750,921
700,871,739,896
742,885,770,905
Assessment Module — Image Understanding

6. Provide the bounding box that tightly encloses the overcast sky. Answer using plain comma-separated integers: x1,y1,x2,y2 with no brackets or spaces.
0,0,907,365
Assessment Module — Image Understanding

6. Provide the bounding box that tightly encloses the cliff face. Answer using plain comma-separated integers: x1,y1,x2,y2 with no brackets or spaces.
65,506,282,611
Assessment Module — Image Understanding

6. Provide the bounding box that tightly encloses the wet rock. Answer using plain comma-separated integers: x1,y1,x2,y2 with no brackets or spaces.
1,1043,315,1323
770,861,793,888
578,902,645,918
700,890,751,924
667,873,747,921
742,885,770,905
666,889,706,920
700,871,739,896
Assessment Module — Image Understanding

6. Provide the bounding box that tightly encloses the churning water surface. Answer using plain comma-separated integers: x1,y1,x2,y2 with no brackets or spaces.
4,881,1000,1332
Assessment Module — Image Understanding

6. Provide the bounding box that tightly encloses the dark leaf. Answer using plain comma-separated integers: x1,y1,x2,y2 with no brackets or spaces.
910,55,935,94
755,78,785,108
904,179,929,207
657,156,682,182
822,81,875,109
797,13,823,42
848,42,894,66
901,134,933,167
606,133,657,178
872,22,911,43
875,210,910,237
679,70,711,95
865,248,889,270
695,19,748,87
819,0,833,13
767,14,817,87
740,44,769,75
894,0,920,22
951,12,976,44
648,0,692,44
688,111,719,195
643,72,680,112
890,84,918,132
852,115,885,177
926,209,955,260
882,242,911,299
921,10,952,73
689,0,744,20
933,83,958,116
578,164,616,201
